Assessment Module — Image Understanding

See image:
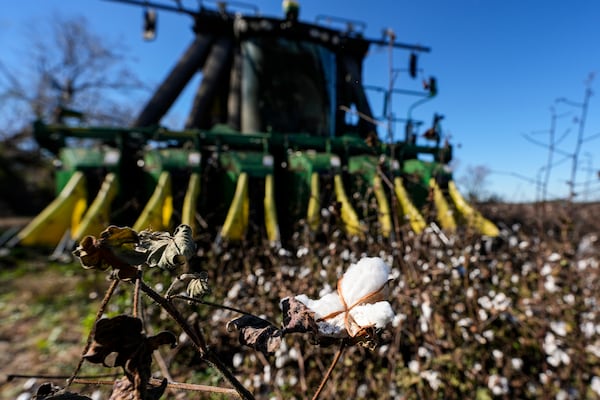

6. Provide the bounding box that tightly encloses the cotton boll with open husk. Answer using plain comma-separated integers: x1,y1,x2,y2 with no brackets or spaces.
295,256,394,338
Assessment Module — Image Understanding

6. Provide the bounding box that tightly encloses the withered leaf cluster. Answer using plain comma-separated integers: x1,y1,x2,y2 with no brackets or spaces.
73,224,195,277
227,297,318,356
84,315,176,398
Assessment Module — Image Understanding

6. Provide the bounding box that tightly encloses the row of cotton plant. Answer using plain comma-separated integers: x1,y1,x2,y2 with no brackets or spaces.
195,219,600,399
16,200,600,400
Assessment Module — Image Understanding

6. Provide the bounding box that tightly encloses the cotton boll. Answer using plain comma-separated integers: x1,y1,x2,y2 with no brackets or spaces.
233,353,244,368
591,376,600,396
420,370,441,390
339,257,390,306
511,357,523,371
408,360,420,373
548,252,561,262
295,256,395,338
550,321,568,336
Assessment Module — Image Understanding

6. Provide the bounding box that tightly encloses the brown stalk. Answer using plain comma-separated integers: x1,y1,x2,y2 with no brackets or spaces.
71,377,240,396
139,281,254,400
170,294,278,326
311,340,346,400
132,268,141,318
67,278,120,387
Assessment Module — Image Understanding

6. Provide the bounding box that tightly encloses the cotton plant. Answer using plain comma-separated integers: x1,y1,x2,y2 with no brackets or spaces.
227,256,395,399
72,223,390,399
69,224,256,400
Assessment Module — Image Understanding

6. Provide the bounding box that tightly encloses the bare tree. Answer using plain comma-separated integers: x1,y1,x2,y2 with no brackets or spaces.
0,13,147,141
459,164,492,202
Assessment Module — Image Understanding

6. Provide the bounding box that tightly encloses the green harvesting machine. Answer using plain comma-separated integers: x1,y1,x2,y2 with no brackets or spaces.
11,0,498,250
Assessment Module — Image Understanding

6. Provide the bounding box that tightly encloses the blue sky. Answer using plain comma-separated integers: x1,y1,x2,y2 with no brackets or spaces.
2,0,599,202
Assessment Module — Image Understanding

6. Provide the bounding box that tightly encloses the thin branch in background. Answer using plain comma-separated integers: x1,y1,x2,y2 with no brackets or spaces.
69,377,240,396
2,14,147,132
133,269,141,318
170,294,279,327
521,132,571,158
311,340,346,400
582,131,600,143
556,72,595,202
67,278,120,388
541,108,558,204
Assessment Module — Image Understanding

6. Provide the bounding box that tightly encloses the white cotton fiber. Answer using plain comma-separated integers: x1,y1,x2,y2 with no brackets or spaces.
350,302,395,329
339,257,390,306
295,292,342,320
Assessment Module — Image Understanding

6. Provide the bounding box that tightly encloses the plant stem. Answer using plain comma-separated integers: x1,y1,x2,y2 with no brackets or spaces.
67,278,119,388
133,269,141,318
170,294,278,326
71,378,240,397
311,340,346,400
139,281,254,400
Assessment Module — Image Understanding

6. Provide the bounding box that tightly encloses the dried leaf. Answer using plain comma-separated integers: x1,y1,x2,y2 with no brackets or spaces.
173,224,196,259
139,224,195,269
73,236,116,271
187,272,210,298
101,226,148,267
35,382,92,399
280,297,318,334
100,225,139,246
84,315,176,371
83,315,144,367
227,315,282,356
73,226,145,274
83,315,175,399
145,331,179,351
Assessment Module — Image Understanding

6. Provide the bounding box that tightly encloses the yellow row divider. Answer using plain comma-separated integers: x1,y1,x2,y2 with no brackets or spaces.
264,174,280,244
373,175,392,238
133,171,173,232
429,178,456,232
73,173,119,242
334,174,363,237
220,172,249,241
394,177,426,234
448,180,499,237
17,171,88,247
181,172,201,235
307,172,320,231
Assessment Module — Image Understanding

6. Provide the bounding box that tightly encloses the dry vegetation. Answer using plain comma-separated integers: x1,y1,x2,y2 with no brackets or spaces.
1,201,599,399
